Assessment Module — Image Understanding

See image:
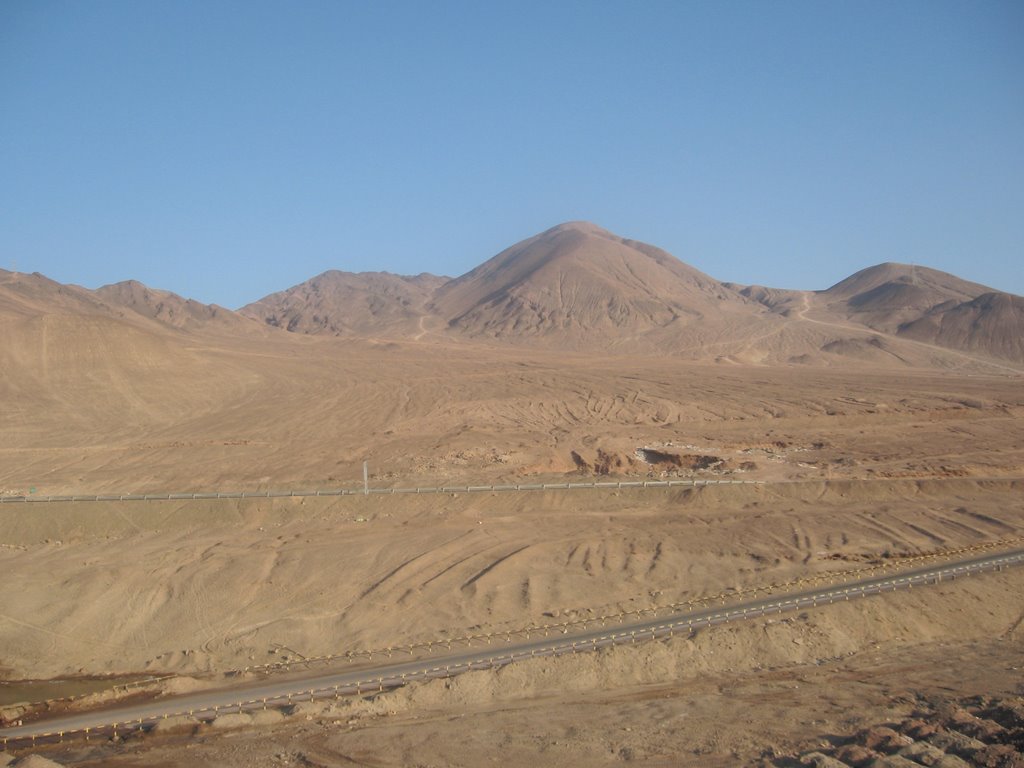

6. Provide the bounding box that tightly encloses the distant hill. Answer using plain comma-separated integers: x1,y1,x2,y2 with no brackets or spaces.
0,269,112,321
4,224,1022,368
429,222,757,348
95,280,262,334
233,226,1021,366
896,291,1024,363
813,263,1021,363
0,270,253,433
240,271,448,337
0,270,264,336
820,263,993,330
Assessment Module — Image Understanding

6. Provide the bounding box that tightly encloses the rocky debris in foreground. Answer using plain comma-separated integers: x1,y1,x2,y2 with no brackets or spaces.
772,695,1024,767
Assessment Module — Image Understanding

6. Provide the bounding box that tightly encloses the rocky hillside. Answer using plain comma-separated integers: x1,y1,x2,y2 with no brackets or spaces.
6,221,1023,367
430,221,757,346
240,271,447,337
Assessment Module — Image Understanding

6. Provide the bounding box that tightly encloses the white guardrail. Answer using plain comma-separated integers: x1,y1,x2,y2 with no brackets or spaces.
0,479,762,504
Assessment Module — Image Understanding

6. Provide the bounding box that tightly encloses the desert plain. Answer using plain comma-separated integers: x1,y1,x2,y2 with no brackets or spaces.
1,223,1022,766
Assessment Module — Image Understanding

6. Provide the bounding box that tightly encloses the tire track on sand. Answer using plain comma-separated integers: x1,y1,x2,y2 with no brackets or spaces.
461,545,531,591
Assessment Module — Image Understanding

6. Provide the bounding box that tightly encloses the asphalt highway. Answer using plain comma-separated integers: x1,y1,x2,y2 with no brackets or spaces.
3,547,1022,746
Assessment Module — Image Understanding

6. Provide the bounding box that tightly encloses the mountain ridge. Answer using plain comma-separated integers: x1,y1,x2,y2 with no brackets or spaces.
236,222,1021,366
4,222,1022,368
240,270,447,337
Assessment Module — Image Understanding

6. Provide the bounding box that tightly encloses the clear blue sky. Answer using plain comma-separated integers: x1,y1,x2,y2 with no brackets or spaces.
3,1,1022,308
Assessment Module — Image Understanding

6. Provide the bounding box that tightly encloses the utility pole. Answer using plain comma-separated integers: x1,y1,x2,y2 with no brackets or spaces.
363,461,368,495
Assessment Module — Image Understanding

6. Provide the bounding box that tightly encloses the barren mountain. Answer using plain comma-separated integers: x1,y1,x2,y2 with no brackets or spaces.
0,269,112,321
238,222,786,355
230,224,1022,367
240,270,447,337
897,290,1024,363
430,221,765,350
728,263,1024,365
1,271,263,337
810,263,1023,363
6,225,1023,371
820,262,993,331
95,280,263,335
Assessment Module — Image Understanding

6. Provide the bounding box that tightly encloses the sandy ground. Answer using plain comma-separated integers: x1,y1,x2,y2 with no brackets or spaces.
0,477,1021,682
2,336,1022,497
1,329,1022,764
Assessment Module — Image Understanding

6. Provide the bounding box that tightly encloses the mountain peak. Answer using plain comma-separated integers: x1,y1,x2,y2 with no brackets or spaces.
824,262,992,302
430,222,744,346
544,220,613,236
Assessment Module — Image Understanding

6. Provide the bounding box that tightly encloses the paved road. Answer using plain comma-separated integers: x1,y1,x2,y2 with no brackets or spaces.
3,547,1022,746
